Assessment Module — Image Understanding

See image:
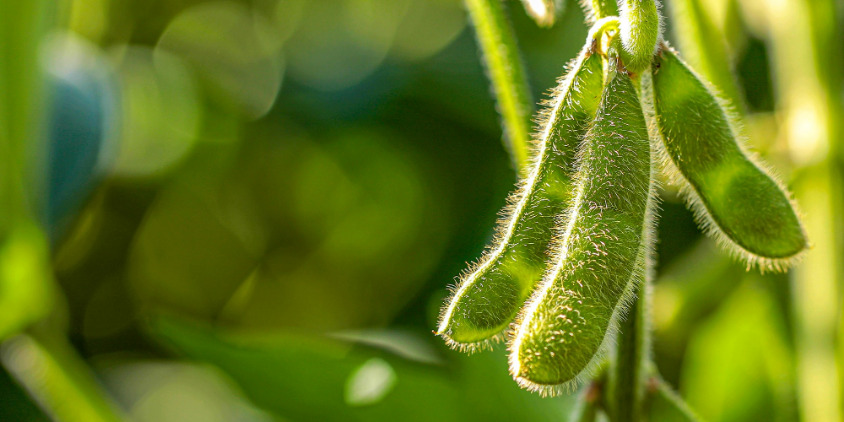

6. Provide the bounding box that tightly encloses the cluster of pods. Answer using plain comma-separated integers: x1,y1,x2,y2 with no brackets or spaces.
437,17,807,396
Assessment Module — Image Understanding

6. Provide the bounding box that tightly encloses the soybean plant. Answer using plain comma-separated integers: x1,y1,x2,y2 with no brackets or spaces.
443,0,806,420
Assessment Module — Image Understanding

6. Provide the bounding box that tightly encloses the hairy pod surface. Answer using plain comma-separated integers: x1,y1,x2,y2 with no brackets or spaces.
651,48,807,269
437,47,605,350
619,0,661,74
509,59,652,394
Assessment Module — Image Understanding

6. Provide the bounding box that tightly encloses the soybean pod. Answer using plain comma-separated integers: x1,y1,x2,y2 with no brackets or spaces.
650,47,807,269
619,0,662,74
509,56,653,394
437,43,604,350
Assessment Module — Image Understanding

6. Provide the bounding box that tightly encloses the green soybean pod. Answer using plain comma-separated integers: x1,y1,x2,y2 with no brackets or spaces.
436,45,605,351
650,47,807,270
509,58,654,395
619,0,662,74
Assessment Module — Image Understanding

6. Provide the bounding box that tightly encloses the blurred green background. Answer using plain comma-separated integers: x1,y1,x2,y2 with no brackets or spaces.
0,0,842,421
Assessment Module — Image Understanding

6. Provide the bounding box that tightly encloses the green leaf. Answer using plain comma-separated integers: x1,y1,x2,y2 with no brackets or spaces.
147,316,577,422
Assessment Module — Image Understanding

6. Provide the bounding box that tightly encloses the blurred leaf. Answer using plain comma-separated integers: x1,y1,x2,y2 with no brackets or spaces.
330,330,442,365
147,315,578,422
0,223,54,341
1,331,126,422
652,240,744,382
112,46,201,178
99,360,276,422
681,281,797,422
128,167,268,320
156,1,284,119
390,0,465,61
0,363,49,422
284,0,410,90
127,126,447,330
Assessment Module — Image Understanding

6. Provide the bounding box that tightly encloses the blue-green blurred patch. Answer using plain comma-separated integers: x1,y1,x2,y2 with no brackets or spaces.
43,33,119,239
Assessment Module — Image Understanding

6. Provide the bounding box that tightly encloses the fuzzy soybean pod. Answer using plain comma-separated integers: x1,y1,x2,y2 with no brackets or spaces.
437,47,605,350
651,48,807,269
619,0,661,74
509,59,653,395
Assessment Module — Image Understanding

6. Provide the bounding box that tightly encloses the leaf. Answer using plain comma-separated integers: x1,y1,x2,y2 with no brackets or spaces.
147,316,577,422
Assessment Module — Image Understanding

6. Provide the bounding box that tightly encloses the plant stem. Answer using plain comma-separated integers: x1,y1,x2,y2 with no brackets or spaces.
2,328,127,422
609,253,650,422
464,0,534,176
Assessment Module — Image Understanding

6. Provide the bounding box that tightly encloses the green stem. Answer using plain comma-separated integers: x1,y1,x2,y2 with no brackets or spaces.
1,328,127,422
609,265,649,422
464,0,534,176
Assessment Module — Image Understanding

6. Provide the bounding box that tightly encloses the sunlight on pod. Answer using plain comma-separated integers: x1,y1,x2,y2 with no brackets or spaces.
619,0,662,74
436,42,605,352
521,0,566,27
509,55,654,395
649,46,807,271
